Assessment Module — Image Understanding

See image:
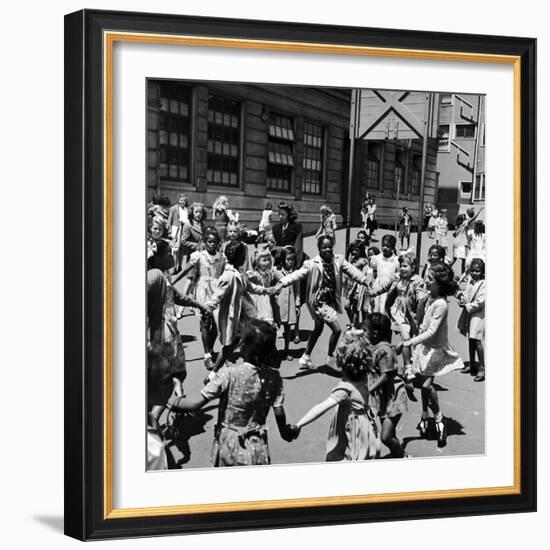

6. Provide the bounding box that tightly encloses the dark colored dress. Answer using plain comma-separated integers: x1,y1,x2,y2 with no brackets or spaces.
201,362,284,466
368,342,408,419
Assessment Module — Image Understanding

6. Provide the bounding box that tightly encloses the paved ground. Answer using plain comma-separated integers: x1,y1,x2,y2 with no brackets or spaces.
163,227,485,468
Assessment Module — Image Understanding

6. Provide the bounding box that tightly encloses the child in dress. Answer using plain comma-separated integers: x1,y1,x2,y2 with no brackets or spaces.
457,258,486,381
247,248,280,326
174,227,226,370
277,246,301,360
385,253,427,384
356,246,379,325
315,205,338,242
257,201,273,244
434,209,449,253
365,313,409,458
168,319,296,466
274,235,374,370
212,195,239,243
343,241,368,328
289,331,380,461
204,241,269,373
452,213,468,274
398,263,464,447
370,234,400,314
466,220,486,269
225,221,251,272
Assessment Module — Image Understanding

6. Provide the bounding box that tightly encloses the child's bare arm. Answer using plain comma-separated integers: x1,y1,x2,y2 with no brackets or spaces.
368,371,388,393
169,394,208,412
296,397,338,429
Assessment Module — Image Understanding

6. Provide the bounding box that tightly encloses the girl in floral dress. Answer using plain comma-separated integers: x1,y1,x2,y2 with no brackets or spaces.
168,319,295,467
174,227,226,370
290,331,380,461
365,313,409,458
356,246,379,326
398,263,464,447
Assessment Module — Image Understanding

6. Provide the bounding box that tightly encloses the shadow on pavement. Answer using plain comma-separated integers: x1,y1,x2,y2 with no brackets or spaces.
282,364,341,380
166,410,214,466
402,416,465,450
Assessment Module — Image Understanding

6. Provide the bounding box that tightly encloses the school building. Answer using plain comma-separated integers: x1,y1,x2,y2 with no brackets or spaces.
435,93,486,222
146,81,485,235
146,80,351,235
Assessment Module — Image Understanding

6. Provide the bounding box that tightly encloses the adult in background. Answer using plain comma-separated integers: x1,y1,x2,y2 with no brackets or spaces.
424,203,433,232
269,201,305,345
269,201,304,268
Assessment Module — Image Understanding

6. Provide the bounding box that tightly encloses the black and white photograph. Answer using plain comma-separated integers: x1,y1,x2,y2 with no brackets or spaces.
146,81,487,470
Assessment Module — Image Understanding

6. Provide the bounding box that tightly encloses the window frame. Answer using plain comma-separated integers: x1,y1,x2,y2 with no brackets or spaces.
473,173,486,201
266,110,296,194
459,179,473,198
206,92,243,188
301,119,326,196
454,123,477,139
437,123,451,152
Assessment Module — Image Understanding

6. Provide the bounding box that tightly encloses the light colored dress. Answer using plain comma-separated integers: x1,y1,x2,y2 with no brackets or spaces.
188,250,226,305
434,217,449,248
409,297,464,377
370,253,400,313
466,230,486,267
326,380,380,461
201,362,284,467
277,268,300,325
453,220,468,260
458,279,486,340
315,213,337,241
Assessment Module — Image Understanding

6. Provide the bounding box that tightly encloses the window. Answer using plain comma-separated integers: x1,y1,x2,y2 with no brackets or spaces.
394,150,405,195
302,121,324,195
409,155,421,195
481,123,486,146
455,124,476,139
207,94,241,187
460,180,473,197
441,93,453,105
473,173,486,201
360,142,380,191
438,124,450,151
157,83,192,182
267,113,295,192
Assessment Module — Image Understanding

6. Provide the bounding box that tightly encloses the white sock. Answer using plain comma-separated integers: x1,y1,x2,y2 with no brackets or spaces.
435,412,443,423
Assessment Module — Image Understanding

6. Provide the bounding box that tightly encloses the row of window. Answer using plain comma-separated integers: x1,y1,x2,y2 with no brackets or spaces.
148,83,326,195
438,122,486,151
361,143,422,197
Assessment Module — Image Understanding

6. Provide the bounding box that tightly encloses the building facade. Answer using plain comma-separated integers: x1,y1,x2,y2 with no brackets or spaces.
147,80,351,234
435,93,486,221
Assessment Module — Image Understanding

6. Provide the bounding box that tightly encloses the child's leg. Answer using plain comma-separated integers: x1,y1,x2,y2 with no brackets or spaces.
344,304,354,326
381,416,405,458
304,320,324,356
283,324,291,356
474,339,485,380
422,376,440,416
294,309,301,343
326,319,342,358
468,337,477,373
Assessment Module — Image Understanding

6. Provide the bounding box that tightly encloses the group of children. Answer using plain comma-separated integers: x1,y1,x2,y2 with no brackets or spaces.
147,195,486,468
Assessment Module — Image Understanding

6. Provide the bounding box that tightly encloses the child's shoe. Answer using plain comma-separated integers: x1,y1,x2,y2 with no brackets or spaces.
405,382,418,402
325,355,337,369
416,418,429,438
436,424,447,447
298,354,314,370
204,354,214,371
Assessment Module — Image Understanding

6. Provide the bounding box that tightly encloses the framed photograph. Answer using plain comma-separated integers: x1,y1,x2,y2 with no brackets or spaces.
64,9,536,540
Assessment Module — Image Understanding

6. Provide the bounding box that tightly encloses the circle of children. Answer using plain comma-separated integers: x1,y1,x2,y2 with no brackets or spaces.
147,192,486,469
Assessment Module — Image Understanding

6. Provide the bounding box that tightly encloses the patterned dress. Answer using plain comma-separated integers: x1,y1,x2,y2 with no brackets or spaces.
200,362,284,467
410,297,464,377
385,275,427,337
326,380,380,461
370,253,400,313
188,250,226,305
277,268,300,325
247,268,281,325
369,342,408,419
